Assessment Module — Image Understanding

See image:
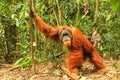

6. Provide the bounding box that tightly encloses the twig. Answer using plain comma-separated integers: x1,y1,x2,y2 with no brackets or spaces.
8,65,21,71
60,65,80,80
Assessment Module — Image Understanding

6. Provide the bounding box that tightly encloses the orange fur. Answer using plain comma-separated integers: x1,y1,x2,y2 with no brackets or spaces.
32,11,107,74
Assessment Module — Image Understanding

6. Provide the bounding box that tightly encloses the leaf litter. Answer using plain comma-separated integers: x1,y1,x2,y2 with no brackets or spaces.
0,60,120,80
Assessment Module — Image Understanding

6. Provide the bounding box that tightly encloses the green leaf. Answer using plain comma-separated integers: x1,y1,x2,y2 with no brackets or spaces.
112,1,119,12
76,0,80,5
76,0,82,5
21,57,32,68
106,0,111,3
13,58,24,66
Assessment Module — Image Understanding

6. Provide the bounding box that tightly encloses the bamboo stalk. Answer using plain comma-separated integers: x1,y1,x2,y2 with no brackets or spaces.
29,0,35,74
94,0,99,24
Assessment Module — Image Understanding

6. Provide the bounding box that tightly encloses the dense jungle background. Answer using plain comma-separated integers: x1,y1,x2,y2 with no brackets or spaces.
0,0,120,80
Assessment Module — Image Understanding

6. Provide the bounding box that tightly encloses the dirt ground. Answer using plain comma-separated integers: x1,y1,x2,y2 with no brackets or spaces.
0,60,120,80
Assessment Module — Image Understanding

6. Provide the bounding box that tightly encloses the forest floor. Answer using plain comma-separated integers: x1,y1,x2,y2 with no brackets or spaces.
0,60,120,80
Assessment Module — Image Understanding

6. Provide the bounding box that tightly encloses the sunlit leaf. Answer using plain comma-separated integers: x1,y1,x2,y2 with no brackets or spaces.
111,0,119,12
76,0,82,5
106,14,111,21
11,14,15,19
13,58,24,66
106,0,111,3
16,3,21,9
76,0,80,5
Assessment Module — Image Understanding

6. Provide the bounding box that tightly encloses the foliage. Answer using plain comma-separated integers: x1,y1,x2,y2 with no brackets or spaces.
97,1,120,59
13,56,32,68
107,0,120,12
0,0,120,64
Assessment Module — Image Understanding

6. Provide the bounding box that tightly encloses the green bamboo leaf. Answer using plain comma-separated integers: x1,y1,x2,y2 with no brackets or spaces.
13,58,24,66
